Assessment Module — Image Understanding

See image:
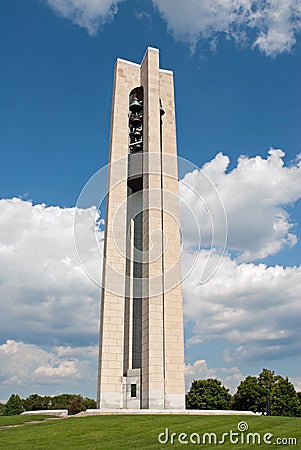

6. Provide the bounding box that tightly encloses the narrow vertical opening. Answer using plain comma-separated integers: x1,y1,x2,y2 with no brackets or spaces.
160,98,166,400
131,384,137,398
129,87,144,154
125,87,144,377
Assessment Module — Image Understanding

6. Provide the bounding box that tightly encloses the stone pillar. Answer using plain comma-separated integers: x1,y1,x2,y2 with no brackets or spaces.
97,59,140,409
141,48,165,409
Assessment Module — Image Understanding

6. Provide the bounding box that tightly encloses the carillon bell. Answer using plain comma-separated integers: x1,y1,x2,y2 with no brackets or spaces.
132,141,142,151
129,97,142,113
130,113,142,127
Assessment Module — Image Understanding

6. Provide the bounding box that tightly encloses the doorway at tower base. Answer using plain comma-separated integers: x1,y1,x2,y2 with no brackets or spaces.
123,368,141,409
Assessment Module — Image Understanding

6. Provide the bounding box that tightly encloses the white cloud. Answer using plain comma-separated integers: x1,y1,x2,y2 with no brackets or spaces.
180,149,301,261
0,340,96,387
1,146,301,398
291,377,301,392
179,148,300,391
152,0,301,56
45,0,124,35
0,198,102,347
253,1,301,55
43,0,301,55
183,250,301,363
185,359,244,393
54,345,98,358
135,10,151,21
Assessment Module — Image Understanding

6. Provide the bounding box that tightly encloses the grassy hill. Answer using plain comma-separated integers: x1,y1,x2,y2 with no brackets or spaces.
0,414,299,449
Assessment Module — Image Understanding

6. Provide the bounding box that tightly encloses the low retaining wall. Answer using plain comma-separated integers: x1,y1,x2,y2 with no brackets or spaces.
21,409,68,417
86,409,260,416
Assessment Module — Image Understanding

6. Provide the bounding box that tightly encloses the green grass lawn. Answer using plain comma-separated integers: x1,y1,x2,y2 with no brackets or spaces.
0,415,57,427
0,415,299,449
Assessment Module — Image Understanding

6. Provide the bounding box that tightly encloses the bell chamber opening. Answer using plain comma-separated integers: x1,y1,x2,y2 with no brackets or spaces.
129,87,143,154
128,87,144,192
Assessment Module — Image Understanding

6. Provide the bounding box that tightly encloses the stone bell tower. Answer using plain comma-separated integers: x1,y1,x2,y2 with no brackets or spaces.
97,47,185,410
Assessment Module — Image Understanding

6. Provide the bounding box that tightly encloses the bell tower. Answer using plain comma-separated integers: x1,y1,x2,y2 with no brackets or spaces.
97,47,185,410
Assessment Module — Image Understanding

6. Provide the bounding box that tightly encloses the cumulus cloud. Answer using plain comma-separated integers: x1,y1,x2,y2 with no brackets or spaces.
152,0,301,56
183,250,301,364
0,340,96,389
0,198,102,347
291,377,301,392
54,345,98,358
1,147,300,397
43,0,301,55
180,149,301,261
185,359,244,393
45,0,124,35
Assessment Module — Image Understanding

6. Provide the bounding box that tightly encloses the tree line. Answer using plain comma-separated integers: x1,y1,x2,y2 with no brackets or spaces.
1,368,300,416
186,368,301,416
0,393,96,416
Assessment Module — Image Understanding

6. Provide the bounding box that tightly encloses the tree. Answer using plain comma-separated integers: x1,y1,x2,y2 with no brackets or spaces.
297,392,301,416
2,393,97,416
51,393,77,410
271,377,300,417
232,369,300,416
4,394,24,416
69,396,86,415
258,369,279,394
51,394,95,414
0,403,5,416
232,376,265,413
23,394,52,411
186,378,232,410
82,397,97,410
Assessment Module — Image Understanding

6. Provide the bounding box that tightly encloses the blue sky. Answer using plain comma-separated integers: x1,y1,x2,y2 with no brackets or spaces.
0,0,301,401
